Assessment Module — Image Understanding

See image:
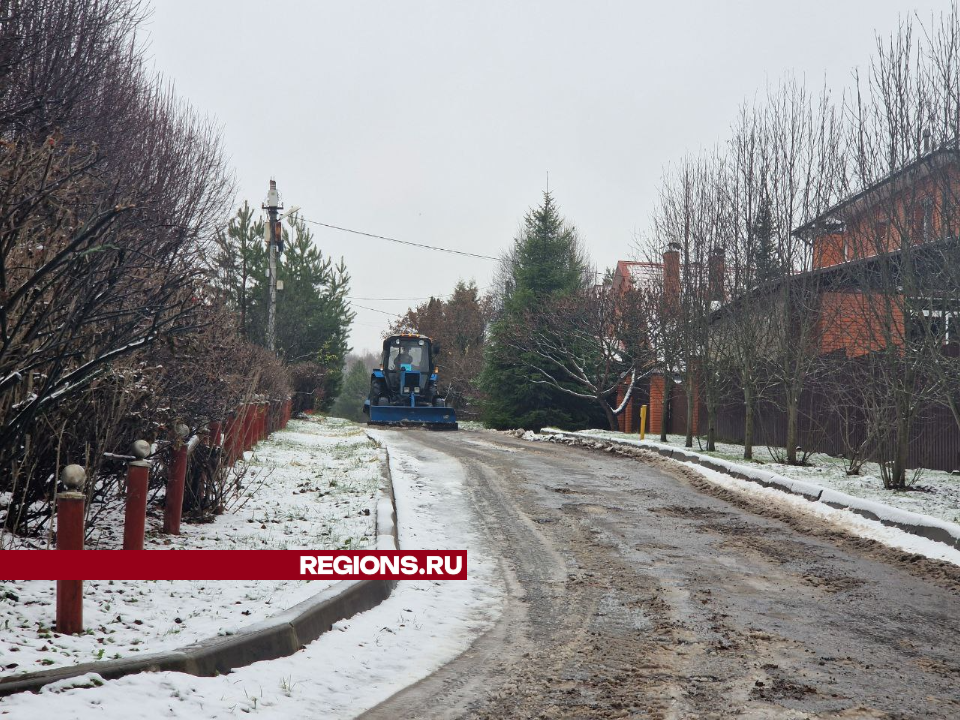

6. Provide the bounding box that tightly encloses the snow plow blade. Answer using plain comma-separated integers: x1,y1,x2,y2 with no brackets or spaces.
368,405,458,429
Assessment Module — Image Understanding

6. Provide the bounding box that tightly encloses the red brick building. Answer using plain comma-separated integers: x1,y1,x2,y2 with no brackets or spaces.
797,146,960,358
611,261,658,434
610,249,700,436
613,147,960,449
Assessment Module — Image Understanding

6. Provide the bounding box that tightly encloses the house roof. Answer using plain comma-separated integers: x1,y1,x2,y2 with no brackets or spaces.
710,235,960,322
793,145,960,240
614,260,662,292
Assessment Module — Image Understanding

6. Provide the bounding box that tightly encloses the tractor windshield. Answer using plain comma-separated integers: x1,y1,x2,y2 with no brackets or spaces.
386,341,431,372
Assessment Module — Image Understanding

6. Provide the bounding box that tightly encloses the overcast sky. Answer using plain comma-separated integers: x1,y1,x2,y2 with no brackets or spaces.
144,0,948,354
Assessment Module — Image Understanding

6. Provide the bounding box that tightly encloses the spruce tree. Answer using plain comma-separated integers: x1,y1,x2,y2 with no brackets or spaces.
480,192,602,430
751,195,783,286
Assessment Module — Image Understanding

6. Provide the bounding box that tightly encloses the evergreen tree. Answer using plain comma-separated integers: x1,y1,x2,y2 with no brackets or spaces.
213,206,354,409
479,192,602,430
275,216,352,364
751,194,783,286
275,216,353,406
328,359,371,422
508,193,587,307
211,201,266,338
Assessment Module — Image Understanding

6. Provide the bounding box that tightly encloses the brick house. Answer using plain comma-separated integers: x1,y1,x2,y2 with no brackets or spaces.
708,146,960,469
612,147,960,467
795,146,960,358
611,249,701,436
611,261,659,434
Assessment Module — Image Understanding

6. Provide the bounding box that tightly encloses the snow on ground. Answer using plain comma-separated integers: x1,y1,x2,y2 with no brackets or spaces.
0,417,380,678
685,462,960,566
0,427,505,719
578,430,960,526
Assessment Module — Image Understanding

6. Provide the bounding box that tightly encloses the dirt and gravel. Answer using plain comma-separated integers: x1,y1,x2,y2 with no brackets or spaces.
360,430,960,719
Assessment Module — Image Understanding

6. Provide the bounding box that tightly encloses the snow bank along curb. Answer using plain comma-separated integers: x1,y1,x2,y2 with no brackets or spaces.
539,428,960,552
375,446,400,551
0,443,400,698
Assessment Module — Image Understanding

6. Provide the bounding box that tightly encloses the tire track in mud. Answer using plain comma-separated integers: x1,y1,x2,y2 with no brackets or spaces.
361,430,960,719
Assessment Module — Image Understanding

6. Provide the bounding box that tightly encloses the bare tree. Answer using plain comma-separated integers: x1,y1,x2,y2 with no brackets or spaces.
835,11,958,487
389,281,492,416
645,157,712,447
762,77,847,464
712,105,779,460
0,0,235,533
499,284,653,431
633,238,683,442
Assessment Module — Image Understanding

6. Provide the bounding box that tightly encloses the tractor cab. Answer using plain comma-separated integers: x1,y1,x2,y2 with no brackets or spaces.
383,336,432,399
363,334,457,429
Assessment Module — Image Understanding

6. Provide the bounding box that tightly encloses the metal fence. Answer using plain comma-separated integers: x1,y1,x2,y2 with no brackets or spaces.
700,375,960,472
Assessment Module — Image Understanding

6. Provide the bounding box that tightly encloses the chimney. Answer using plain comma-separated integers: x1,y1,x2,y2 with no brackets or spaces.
923,128,931,155
663,242,681,311
708,247,726,303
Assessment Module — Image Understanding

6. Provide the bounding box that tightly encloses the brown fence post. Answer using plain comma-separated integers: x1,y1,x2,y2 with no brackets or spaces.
224,411,238,465
162,424,190,535
209,420,222,448
243,403,254,452
56,464,86,634
123,440,151,551
237,406,246,455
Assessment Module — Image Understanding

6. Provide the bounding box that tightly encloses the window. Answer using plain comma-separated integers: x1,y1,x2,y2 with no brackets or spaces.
387,342,429,372
908,306,956,346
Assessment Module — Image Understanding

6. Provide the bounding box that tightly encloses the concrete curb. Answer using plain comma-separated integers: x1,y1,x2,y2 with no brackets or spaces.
539,428,960,552
375,446,400,551
0,440,401,698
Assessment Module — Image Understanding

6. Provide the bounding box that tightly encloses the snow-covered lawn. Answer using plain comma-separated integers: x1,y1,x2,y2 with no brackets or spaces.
0,428,505,719
578,430,960,526
0,417,381,678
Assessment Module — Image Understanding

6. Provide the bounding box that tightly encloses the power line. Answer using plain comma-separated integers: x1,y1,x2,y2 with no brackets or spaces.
300,217,500,261
347,295,434,302
352,320,392,328
348,283,496,306
350,302,404,317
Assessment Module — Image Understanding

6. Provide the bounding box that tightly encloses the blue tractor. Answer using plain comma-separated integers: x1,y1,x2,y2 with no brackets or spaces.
363,334,458,429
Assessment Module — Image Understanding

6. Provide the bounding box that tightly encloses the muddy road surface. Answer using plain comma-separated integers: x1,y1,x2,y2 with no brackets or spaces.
360,430,960,719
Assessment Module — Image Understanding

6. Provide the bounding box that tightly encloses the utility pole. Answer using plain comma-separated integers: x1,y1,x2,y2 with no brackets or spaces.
263,179,282,353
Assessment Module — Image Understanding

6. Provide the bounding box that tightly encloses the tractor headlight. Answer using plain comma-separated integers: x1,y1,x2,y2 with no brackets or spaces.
402,387,410,394
414,386,420,393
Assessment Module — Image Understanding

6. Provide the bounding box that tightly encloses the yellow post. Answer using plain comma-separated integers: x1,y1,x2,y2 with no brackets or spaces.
639,405,647,440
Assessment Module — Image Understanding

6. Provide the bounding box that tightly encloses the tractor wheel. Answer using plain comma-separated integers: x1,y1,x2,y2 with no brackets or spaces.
377,396,390,406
